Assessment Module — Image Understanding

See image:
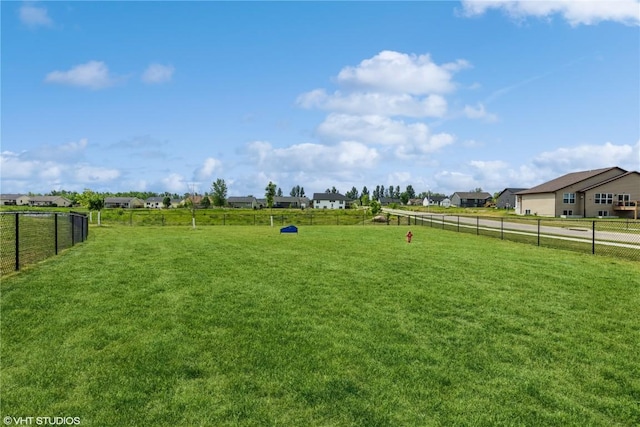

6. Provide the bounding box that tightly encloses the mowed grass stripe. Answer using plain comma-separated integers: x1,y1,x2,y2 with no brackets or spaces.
1,225,639,426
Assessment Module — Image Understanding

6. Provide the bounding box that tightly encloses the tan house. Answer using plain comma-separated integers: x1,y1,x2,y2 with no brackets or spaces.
27,196,73,207
104,197,145,209
515,167,640,218
0,194,30,206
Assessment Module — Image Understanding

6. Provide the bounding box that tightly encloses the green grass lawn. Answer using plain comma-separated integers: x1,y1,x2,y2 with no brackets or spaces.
1,225,639,426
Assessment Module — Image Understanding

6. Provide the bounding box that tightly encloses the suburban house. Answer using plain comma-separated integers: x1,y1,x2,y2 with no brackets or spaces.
0,194,31,206
228,196,258,209
450,192,493,208
379,197,402,206
27,196,73,207
496,188,528,209
145,197,181,209
184,195,208,207
515,167,640,218
274,196,310,209
104,197,145,209
312,192,350,209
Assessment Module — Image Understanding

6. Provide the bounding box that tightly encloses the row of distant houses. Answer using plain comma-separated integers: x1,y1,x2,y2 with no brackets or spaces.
2,167,638,218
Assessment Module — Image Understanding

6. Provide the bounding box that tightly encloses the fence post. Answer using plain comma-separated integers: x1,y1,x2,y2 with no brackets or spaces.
537,219,540,246
15,213,20,271
71,214,75,246
592,221,596,255
477,216,480,235
55,213,59,254
457,216,459,232
501,218,504,240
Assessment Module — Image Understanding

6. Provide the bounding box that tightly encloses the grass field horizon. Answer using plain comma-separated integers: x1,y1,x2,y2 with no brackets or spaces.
1,225,639,426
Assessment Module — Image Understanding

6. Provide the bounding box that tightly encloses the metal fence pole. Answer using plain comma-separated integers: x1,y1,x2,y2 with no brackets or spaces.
15,213,20,271
537,219,540,246
55,213,59,255
501,218,504,240
476,216,480,235
71,214,75,246
592,221,596,255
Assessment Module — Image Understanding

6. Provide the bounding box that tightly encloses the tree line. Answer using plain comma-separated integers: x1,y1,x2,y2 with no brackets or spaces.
28,181,477,210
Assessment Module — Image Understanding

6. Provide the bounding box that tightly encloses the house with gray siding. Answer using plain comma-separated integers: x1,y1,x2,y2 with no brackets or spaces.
228,196,258,209
496,188,528,209
450,192,493,208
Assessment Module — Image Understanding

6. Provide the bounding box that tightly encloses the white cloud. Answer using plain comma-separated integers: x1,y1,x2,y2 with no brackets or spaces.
460,0,640,26
336,50,470,95
247,140,379,172
1,148,121,192
433,141,640,195
45,61,118,90
1,151,37,179
463,103,498,122
315,113,454,160
194,157,222,181
74,165,120,182
161,173,188,194
142,63,175,84
297,89,447,118
532,141,639,173
19,3,53,28
434,170,478,193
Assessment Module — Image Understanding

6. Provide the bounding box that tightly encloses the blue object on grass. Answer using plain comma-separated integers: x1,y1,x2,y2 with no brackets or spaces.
280,225,298,234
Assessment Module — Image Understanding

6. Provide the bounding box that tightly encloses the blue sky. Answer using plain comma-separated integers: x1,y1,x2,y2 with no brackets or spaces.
2,1,639,197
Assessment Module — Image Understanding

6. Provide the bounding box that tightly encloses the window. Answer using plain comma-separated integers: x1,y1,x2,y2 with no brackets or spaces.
598,211,609,217
563,193,575,204
525,209,531,215
618,194,631,206
595,193,613,204
562,210,573,216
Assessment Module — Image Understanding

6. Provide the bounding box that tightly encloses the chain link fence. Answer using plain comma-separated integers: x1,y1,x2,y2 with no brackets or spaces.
392,213,640,261
0,212,89,275
87,209,376,226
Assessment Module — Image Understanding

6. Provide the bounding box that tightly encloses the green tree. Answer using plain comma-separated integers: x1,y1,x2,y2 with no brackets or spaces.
405,185,416,199
76,188,96,208
265,181,276,209
289,185,306,198
400,192,410,205
345,186,359,200
370,199,382,215
277,187,283,197
162,196,171,209
87,195,104,211
200,195,211,208
360,186,369,205
211,179,228,207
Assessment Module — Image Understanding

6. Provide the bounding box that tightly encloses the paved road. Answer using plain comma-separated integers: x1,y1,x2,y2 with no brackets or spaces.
382,208,640,250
